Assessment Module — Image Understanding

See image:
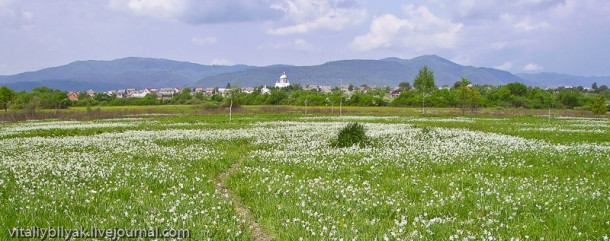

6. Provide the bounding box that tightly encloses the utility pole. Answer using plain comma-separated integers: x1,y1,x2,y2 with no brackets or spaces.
229,99,233,121
305,99,308,115
340,97,343,117
339,79,343,117
548,101,554,125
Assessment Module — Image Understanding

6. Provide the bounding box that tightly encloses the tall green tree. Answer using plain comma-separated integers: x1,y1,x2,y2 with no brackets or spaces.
21,87,71,110
456,77,481,114
225,88,243,105
398,81,411,91
174,87,192,101
591,95,607,115
558,88,582,108
0,86,16,111
505,82,528,96
413,66,436,115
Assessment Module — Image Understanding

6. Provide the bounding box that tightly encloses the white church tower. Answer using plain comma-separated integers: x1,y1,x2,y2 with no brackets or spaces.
275,72,290,88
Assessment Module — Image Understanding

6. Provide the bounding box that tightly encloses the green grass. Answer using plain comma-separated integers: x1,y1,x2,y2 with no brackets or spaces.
0,112,608,240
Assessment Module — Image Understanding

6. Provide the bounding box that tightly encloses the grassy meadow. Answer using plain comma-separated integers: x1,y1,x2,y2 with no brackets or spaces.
0,108,608,240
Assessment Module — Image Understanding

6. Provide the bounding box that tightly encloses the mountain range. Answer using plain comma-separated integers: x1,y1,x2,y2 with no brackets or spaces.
0,55,607,91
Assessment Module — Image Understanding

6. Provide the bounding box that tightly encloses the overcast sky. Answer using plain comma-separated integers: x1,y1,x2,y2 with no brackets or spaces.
1,0,609,76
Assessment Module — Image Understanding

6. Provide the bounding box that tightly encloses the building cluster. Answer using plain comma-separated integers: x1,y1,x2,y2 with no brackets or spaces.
66,72,521,101
68,72,325,101
68,87,232,101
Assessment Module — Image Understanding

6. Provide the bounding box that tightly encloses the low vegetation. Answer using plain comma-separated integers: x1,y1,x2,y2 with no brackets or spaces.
331,122,370,148
1,70,608,116
0,113,608,240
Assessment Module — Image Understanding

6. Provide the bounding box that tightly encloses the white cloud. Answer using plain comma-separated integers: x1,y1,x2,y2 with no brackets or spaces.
211,58,232,65
191,37,217,45
0,0,19,7
0,0,34,28
109,0,186,20
268,0,367,35
494,62,513,71
523,63,544,71
349,14,407,51
513,20,550,31
108,0,282,23
257,38,315,51
435,0,567,22
0,0,13,6
420,0,610,74
293,38,314,51
488,41,509,50
350,4,463,52
553,0,575,14
450,55,472,66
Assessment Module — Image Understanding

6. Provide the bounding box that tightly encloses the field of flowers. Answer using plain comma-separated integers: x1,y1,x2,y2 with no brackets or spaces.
1,114,608,240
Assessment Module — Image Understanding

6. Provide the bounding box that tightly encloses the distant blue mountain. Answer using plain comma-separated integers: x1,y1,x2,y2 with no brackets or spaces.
0,57,255,91
0,80,118,92
516,72,610,88
194,55,525,88
1,55,607,91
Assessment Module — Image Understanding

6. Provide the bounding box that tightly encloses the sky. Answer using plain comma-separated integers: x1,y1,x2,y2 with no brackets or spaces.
1,0,609,76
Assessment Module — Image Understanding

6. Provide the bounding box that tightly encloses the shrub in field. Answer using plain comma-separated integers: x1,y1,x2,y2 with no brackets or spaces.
202,102,219,109
591,95,607,115
331,122,369,148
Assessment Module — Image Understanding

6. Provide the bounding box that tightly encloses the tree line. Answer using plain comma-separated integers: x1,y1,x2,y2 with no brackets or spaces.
1,67,608,115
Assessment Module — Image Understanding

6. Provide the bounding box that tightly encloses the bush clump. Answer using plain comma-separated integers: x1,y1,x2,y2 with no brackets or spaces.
331,122,370,148
591,95,607,115
202,102,219,109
